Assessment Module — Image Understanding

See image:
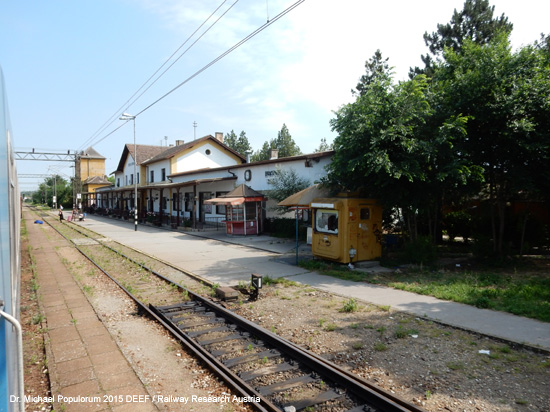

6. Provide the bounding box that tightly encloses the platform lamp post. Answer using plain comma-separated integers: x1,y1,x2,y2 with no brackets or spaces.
119,113,138,231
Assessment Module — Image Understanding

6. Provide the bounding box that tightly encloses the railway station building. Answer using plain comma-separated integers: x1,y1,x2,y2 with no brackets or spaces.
91,133,332,233
79,147,112,205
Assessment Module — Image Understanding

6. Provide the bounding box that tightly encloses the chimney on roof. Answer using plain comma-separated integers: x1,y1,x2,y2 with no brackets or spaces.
269,149,279,160
176,140,185,146
215,132,224,143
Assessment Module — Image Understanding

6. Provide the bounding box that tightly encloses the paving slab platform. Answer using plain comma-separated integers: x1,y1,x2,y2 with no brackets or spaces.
75,214,550,351
25,210,157,411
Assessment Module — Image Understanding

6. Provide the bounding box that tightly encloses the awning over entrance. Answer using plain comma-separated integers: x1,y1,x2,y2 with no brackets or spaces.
204,184,266,206
205,196,264,206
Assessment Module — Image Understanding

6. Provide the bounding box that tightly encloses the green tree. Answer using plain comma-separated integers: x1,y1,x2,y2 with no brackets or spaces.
354,49,391,96
224,130,252,156
251,124,301,161
32,175,72,207
251,141,273,162
433,33,550,253
267,168,310,215
314,138,333,153
225,130,238,149
274,124,301,158
326,61,480,241
411,0,513,76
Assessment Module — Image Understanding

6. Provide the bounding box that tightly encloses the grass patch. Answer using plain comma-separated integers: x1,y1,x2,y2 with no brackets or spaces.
263,276,297,287
352,342,364,350
301,258,550,322
394,326,418,339
447,361,465,371
341,298,358,313
298,260,368,282
324,323,338,332
82,285,94,295
31,313,44,325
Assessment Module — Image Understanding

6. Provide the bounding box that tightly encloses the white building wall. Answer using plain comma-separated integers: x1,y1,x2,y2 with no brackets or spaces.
146,159,170,183
168,155,331,220
236,157,331,191
175,143,240,173
123,155,137,186
101,149,333,224
113,171,123,188
170,156,331,190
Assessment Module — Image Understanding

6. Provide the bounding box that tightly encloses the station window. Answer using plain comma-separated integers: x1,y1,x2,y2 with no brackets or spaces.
162,168,166,181
315,209,339,234
360,208,370,220
185,193,193,212
150,170,154,183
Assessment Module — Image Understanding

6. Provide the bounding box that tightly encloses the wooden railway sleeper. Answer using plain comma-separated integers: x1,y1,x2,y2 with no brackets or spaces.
223,349,280,368
187,325,233,338
257,375,315,396
48,217,425,412
282,390,342,411
239,362,300,382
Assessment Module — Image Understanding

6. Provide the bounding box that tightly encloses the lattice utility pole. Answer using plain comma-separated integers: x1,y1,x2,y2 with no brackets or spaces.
15,149,82,209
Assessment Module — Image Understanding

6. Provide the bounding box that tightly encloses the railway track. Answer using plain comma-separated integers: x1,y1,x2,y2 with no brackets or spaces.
33,208,426,412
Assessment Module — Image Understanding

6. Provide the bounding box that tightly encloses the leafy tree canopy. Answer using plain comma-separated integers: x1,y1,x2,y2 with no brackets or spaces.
412,0,513,75
224,130,252,157
251,124,301,161
267,167,310,214
353,49,391,96
433,32,550,252
328,21,549,252
326,67,480,220
32,175,72,208
314,137,333,153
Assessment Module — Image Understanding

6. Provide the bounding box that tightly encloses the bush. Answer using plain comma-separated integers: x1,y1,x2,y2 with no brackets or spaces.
342,298,358,313
265,217,308,239
443,211,473,241
472,235,498,260
403,236,438,265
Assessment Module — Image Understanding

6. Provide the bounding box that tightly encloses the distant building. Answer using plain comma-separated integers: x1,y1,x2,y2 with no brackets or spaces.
91,133,333,232
78,147,112,206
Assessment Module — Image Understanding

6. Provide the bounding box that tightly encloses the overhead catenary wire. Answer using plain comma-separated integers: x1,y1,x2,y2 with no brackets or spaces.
134,0,305,118
79,0,237,151
90,0,305,148
119,0,241,120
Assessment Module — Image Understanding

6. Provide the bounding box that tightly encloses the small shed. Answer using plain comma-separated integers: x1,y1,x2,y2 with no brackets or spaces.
310,196,383,264
204,184,266,235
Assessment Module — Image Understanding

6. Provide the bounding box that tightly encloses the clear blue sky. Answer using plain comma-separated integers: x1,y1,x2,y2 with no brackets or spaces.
1,0,548,191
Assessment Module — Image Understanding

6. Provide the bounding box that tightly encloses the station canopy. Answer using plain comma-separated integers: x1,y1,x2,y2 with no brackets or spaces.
277,184,330,210
204,184,266,206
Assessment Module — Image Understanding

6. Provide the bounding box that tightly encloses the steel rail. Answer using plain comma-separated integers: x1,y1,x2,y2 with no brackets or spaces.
57,213,214,287
37,209,427,412
34,210,278,412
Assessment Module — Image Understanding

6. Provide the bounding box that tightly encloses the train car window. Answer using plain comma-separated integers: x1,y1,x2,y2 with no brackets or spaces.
360,208,370,220
315,209,338,234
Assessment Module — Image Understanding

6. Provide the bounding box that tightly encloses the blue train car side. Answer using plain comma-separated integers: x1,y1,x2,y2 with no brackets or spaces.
0,66,23,412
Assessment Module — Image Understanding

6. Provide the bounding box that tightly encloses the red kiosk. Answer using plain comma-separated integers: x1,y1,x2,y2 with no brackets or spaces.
205,184,265,235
